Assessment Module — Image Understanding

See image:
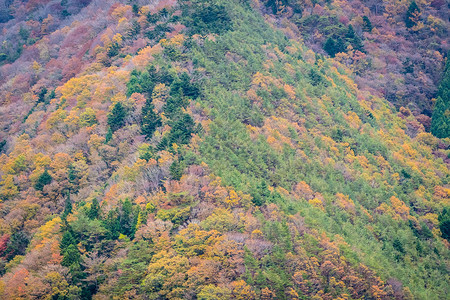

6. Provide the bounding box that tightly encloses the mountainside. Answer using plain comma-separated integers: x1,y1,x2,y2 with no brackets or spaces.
261,0,449,117
0,0,449,299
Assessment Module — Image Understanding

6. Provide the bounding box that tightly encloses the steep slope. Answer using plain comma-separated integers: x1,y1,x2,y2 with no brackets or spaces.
0,0,448,299
257,0,449,131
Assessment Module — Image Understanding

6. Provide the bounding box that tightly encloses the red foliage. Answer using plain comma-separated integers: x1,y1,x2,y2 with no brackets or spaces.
0,234,10,256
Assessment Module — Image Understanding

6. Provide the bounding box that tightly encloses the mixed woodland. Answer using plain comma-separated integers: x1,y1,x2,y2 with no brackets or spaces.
0,0,449,299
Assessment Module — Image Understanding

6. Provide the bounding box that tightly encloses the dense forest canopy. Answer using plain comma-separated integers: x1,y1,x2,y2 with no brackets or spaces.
0,0,448,299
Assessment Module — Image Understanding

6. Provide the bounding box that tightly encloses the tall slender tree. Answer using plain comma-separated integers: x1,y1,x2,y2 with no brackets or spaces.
431,57,449,138
141,98,162,140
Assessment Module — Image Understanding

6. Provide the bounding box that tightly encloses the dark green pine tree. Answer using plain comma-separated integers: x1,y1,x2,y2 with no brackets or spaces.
265,0,289,14
362,16,373,32
104,209,120,239
107,102,126,132
105,127,113,143
431,96,449,138
37,87,47,103
431,57,449,138
35,169,52,191
168,113,195,145
323,37,337,57
68,164,77,185
0,140,6,153
309,68,323,86
180,72,200,99
324,37,347,57
393,238,405,254
346,25,364,52
60,231,76,252
5,231,29,259
251,180,271,206
62,192,72,219
127,70,142,97
139,70,156,97
346,24,356,40
87,198,100,220
336,37,346,54
132,4,139,15
141,98,162,140
119,199,136,238
61,244,81,267
169,159,183,180
438,208,450,241
48,89,55,101
405,1,420,28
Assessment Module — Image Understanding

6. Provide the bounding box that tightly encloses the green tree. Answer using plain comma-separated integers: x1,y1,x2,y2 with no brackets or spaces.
323,37,337,57
104,209,120,240
139,70,156,97
168,113,195,145
48,89,56,100
309,68,323,86
141,99,162,139
0,140,6,153
251,180,270,206
19,26,29,41
393,238,405,254
169,160,184,180
107,102,126,132
438,208,450,241
68,164,79,192
405,1,420,28
60,231,76,252
431,58,449,138
132,4,139,15
323,37,345,57
431,96,449,138
420,221,433,239
107,41,120,57
87,198,100,220
127,20,141,39
346,25,363,51
119,199,137,238
180,72,200,99
187,2,232,35
62,192,72,219
61,244,81,267
5,231,29,260
127,70,143,96
37,87,47,103
35,169,52,191
362,16,373,32
265,0,289,14
105,127,113,143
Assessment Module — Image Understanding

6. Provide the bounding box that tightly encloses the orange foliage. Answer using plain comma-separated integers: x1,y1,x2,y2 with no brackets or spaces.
132,44,162,68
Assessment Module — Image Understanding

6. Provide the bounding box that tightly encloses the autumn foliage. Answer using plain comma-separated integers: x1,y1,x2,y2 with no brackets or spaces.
0,0,448,299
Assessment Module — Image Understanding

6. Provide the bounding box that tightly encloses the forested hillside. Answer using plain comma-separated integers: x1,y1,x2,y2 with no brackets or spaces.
0,0,448,299
260,0,449,128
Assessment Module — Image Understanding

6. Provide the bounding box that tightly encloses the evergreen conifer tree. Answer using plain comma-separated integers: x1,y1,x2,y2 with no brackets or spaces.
35,169,52,191
107,102,126,132
431,57,449,138
347,25,363,51
60,231,76,252
324,37,337,57
61,244,81,267
362,16,373,32
141,98,162,139
87,198,100,220
405,1,420,28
